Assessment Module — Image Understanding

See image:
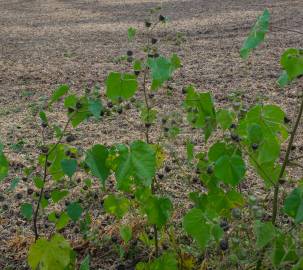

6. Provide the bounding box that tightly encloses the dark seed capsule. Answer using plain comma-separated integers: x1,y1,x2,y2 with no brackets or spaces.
232,208,241,219
291,145,296,151
117,107,123,114
68,107,75,113
284,116,291,124
127,50,133,56
22,177,28,182
55,212,60,219
252,143,259,150
192,177,199,183
41,146,48,154
145,123,152,128
134,70,140,76
148,54,154,58
107,102,113,108
148,93,155,99
231,134,240,142
207,165,213,174
44,192,50,200
230,123,237,129
27,188,34,195
164,127,169,132
47,161,52,167
127,56,133,63
157,173,164,180
145,21,152,28
220,239,229,251
2,204,8,211
159,14,165,22
164,166,171,173
100,110,105,116
41,122,48,128
182,87,187,95
125,103,131,110
220,220,230,232
76,102,82,109
66,134,76,143
151,38,158,44
153,53,159,58
111,235,118,243
161,118,167,125
16,193,23,200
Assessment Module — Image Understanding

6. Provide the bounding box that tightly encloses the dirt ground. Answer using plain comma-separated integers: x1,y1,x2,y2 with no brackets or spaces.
0,0,303,269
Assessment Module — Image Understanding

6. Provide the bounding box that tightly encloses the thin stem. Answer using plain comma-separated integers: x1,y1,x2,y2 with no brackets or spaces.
33,116,72,240
272,94,303,224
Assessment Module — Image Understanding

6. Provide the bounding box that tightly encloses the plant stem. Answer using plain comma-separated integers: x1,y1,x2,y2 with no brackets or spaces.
272,94,303,224
33,117,72,240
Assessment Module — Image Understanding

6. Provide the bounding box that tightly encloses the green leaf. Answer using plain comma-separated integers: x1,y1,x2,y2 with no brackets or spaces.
51,189,69,203
138,252,178,270
120,225,132,243
104,194,130,219
88,98,103,120
127,27,136,42
144,196,173,228
49,85,69,106
80,255,90,270
61,159,77,178
115,141,156,188
183,208,212,250
217,109,234,130
69,97,91,127
28,234,73,270
184,86,216,141
277,70,290,87
106,72,138,101
0,143,9,181
284,186,303,223
147,54,181,91
280,48,303,81
67,202,83,222
64,94,78,109
21,203,33,220
56,212,70,230
9,177,20,191
254,221,276,249
186,140,194,162
85,144,109,187
39,111,48,124
214,154,246,186
240,9,270,59
33,176,44,188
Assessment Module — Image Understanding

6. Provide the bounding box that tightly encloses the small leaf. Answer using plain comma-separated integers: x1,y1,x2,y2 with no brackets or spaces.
217,109,234,130
277,70,290,87
21,203,33,220
49,85,69,106
61,159,77,178
9,177,20,191
33,176,44,189
280,48,303,81
127,27,136,42
88,99,103,119
0,143,9,182
67,202,83,222
284,186,303,223
240,9,270,59
120,225,132,243
51,189,69,203
85,144,109,187
39,111,48,124
104,194,130,219
56,212,70,230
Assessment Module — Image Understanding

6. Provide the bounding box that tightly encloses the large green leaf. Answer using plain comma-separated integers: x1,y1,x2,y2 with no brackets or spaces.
104,194,130,219
106,72,138,101
240,9,270,59
0,143,9,181
136,252,178,270
115,141,156,188
21,203,33,220
284,186,303,223
183,208,212,250
147,54,181,90
28,234,74,270
280,48,303,81
144,196,173,228
254,221,276,249
184,86,216,141
85,144,110,187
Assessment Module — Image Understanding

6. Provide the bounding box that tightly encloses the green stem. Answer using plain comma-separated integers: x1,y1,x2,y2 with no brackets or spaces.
272,94,303,224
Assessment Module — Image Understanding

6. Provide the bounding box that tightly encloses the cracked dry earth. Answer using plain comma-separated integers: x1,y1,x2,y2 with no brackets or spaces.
0,0,303,269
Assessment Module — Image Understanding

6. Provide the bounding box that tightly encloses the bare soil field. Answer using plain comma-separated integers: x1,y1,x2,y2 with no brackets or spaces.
0,0,303,269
